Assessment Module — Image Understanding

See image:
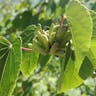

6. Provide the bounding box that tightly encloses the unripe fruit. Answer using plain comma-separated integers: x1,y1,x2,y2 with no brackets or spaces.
32,38,48,55
55,22,70,42
37,32,49,49
55,50,65,57
50,42,59,54
49,32,56,45
49,23,54,36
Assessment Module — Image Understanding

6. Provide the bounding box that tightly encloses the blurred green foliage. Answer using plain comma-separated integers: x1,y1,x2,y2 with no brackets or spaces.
0,0,96,96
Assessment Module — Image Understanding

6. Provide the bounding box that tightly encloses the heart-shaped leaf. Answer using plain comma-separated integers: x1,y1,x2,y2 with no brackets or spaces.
0,36,22,96
58,0,93,93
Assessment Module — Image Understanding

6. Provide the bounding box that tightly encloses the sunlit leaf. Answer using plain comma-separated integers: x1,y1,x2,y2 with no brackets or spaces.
20,51,39,78
88,11,96,68
58,0,93,92
0,36,21,96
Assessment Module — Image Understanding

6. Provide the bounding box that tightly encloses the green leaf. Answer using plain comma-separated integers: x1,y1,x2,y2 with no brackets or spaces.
21,25,36,46
58,60,83,93
79,56,93,80
87,48,96,69
12,10,38,30
39,54,51,69
0,36,21,96
58,43,72,92
66,0,92,72
20,25,39,78
58,44,82,93
11,10,52,31
66,0,92,74
58,0,93,93
20,51,39,78
91,11,96,41
0,37,10,80
88,11,96,68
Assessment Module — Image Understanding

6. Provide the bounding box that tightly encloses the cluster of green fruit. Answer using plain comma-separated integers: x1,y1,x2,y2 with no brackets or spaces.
31,17,72,56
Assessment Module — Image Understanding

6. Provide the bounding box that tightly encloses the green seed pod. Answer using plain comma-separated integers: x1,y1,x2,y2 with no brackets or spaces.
60,31,72,47
35,24,42,36
49,23,59,34
50,42,59,55
37,33,49,49
49,32,56,45
32,38,48,55
32,39,39,52
44,30,49,36
37,24,42,31
55,24,70,41
55,50,65,57
49,23,54,36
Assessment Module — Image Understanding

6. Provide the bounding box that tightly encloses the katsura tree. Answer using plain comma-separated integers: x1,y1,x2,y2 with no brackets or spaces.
0,0,96,96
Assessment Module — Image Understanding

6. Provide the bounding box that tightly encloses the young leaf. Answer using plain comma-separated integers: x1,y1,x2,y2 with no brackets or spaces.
58,0,93,93
0,37,21,96
66,0,92,72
